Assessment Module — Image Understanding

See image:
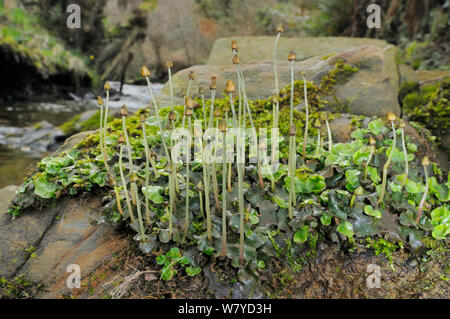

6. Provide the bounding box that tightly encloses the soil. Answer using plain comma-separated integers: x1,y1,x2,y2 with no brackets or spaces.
61,233,449,299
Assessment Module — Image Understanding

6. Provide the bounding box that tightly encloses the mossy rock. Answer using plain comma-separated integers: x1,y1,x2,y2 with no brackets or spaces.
4,98,450,297
207,36,399,91
0,4,94,98
162,45,400,117
59,110,114,136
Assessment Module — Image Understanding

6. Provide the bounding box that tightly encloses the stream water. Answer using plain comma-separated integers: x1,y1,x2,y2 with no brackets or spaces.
0,82,163,188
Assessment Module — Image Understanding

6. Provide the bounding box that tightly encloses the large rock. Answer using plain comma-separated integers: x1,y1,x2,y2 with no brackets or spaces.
0,185,18,216
0,202,61,279
328,46,400,117
161,45,400,117
0,132,127,298
398,65,450,85
0,196,125,298
207,36,399,91
416,69,450,84
18,198,123,298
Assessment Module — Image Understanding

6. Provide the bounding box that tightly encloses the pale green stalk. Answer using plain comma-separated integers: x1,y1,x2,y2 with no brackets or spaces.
288,136,295,220
203,158,212,242
114,184,124,216
316,128,321,157
236,66,261,188
220,126,227,258
149,152,159,177
288,60,296,218
229,85,245,265
142,122,152,225
103,90,109,150
326,119,333,152
209,90,216,129
224,110,232,193
168,179,174,239
302,75,309,162
211,119,220,211
103,103,121,215
144,76,175,239
400,128,409,187
416,164,429,223
131,181,146,241
364,145,375,180
273,33,281,129
378,122,397,204
168,66,174,108
236,63,263,264
102,92,111,173
200,93,212,241
183,116,192,241
201,94,206,130
187,79,192,97
122,116,136,205
119,145,135,223
144,77,171,170
99,103,105,167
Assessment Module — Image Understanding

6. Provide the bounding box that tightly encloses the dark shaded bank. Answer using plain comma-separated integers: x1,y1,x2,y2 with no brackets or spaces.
0,3,94,102
0,45,92,101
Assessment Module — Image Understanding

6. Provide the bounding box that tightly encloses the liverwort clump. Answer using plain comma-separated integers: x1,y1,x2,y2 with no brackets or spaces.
8,36,450,282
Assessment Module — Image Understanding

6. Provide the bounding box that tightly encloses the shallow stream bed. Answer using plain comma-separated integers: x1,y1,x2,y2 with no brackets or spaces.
0,82,162,187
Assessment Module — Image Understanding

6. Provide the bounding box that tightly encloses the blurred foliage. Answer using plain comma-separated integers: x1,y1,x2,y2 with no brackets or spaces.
305,0,449,70
0,1,94,94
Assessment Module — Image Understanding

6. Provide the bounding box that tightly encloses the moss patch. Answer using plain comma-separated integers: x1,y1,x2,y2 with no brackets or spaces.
60,111,114,136
0,274,43,299
401,77,450,151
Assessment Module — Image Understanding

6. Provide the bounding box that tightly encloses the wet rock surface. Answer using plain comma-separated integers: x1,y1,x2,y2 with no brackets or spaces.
0,121,64,153
0,185,19,217
0,131,125,297
0,196,125,298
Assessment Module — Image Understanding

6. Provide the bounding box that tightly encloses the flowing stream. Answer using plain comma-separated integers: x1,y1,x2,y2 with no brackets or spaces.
0,82,163,188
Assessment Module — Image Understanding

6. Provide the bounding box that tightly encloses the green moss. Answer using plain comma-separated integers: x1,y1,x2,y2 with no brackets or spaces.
399,81,420,101
0,274,42,299
32,122,43,130
320,60,359,95
60,114,82,135
321,52,336,61
402,41,430,70
401,77,450,147
366,237,400,268
60,111,114,136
